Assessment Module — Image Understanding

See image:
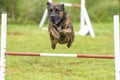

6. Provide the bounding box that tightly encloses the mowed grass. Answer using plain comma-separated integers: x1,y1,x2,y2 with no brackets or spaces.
4,23,115,80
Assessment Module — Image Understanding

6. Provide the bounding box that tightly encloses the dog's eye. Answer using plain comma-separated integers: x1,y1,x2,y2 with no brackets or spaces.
55,9,60,13
49,9,53,13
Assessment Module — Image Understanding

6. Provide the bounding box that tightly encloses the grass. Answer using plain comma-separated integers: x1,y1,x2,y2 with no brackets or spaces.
2,22,115,80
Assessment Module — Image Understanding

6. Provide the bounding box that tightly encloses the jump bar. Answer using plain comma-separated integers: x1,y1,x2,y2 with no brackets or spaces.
5,52,114,59
53,2,80,8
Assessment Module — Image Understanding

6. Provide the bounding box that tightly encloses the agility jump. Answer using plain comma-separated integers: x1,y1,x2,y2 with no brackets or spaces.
5,52,114,59
0,13,120,80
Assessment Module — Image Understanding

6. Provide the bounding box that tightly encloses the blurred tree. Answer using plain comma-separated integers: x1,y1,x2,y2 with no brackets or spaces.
10,0,15,21
87,0,120,22
0,0,4,12
0,0,119,24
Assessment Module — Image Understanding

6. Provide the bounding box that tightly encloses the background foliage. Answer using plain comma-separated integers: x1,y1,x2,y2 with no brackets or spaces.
0,0,119,24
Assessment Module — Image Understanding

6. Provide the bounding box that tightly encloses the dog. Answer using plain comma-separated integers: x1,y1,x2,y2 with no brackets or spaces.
47,2,74,49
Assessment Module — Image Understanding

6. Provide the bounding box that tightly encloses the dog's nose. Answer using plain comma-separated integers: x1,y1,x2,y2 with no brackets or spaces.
50,15,56,19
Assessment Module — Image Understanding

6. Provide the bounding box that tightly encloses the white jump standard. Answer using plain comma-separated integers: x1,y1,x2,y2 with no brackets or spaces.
0,12,7,80
114,15,120,80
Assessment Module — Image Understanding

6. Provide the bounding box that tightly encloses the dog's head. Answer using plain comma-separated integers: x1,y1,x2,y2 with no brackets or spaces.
47,2,65,25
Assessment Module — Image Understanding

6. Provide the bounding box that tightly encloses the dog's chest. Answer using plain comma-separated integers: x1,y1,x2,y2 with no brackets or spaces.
57,26,61,31
58,34,68,44
56,23,66,31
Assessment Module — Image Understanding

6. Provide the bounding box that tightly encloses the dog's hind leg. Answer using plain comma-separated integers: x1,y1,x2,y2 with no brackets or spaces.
67,40,71,48
51,39,57,49
66,36,74,48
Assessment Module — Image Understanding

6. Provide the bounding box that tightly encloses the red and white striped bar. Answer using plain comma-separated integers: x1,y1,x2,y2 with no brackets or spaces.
5,52,114,59
53,2,80,8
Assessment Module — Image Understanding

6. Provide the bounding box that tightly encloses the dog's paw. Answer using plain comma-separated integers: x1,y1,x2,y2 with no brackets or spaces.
55,35,60,40
52,31,60,40
67,43,71,48
59,30,64,35
51,44,56,49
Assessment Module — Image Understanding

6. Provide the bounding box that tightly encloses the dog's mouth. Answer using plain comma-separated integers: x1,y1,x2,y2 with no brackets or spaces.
50,17,60,25
51,19,57,24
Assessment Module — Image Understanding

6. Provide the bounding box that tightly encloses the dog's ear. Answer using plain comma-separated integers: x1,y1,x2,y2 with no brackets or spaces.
47,2,51,6
61,4,64,10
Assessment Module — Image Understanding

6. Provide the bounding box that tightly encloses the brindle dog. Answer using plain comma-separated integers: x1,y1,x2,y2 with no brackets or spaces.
47,2,74,49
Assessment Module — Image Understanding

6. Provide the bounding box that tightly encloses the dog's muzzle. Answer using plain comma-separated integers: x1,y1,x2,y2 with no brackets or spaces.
50,15,59,24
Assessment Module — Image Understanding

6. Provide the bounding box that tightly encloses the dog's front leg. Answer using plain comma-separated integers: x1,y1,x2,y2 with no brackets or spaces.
59,28,72,35
49,32,58,49
50,27,60,40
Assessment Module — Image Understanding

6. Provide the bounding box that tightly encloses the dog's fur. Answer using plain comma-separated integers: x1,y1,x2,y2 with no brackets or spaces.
47,2,74,49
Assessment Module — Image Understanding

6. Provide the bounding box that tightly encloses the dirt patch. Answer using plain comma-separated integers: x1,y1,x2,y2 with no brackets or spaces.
7,31,24,35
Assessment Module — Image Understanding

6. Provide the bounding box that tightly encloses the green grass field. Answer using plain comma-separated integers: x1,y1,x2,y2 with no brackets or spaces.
4,23,115,80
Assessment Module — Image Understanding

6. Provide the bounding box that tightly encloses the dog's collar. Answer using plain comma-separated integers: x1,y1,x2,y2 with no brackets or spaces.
56,11,67,27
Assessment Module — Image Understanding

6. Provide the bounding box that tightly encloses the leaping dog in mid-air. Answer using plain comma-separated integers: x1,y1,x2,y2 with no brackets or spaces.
47,2,75,49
